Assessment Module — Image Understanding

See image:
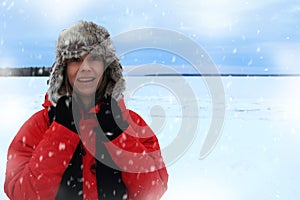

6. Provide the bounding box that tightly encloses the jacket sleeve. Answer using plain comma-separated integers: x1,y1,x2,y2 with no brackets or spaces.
4,110,80,200
105,110,168,200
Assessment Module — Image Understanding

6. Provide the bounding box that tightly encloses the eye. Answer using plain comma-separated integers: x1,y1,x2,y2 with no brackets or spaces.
87,54,103,62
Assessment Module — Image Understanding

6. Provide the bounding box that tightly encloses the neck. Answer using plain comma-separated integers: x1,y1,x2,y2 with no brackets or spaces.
80,96,93,110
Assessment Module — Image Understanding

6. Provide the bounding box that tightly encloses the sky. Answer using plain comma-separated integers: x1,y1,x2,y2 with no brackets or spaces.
0,0,300,74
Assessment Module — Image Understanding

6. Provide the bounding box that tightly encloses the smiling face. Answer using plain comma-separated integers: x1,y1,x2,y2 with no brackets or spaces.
67,53,105,105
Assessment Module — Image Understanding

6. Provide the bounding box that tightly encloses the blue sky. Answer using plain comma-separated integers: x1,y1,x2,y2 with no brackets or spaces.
0,0,300,74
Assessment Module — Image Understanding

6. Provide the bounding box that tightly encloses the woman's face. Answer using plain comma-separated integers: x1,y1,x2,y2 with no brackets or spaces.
67,53,104,99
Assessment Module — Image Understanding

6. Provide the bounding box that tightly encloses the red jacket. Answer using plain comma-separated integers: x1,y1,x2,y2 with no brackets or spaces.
4,96,168,200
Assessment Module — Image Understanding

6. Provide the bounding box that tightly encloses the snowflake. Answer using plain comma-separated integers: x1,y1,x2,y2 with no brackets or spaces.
59,142,66,151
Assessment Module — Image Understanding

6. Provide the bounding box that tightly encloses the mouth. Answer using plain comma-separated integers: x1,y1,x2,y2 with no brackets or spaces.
77,77,96,83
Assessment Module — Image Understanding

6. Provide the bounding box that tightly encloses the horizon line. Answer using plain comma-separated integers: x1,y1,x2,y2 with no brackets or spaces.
1,67,300,77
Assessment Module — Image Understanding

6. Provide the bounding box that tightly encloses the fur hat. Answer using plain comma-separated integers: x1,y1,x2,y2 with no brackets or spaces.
47,20,125,106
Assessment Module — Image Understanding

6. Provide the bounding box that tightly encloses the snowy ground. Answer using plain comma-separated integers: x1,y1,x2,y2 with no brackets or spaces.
1,76,300,199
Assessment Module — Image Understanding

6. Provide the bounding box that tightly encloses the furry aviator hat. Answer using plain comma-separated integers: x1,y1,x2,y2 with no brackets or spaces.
47,20,125,106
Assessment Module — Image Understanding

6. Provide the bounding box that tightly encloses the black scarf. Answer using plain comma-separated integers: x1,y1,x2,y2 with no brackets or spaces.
55,143,84,200
95,132,127,199
49,107,127,199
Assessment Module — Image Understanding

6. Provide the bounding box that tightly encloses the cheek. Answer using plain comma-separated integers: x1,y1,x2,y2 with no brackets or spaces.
98,67,105,78
95,63,105,79
94,61,104,73
94,64,105,88
67,66,78,87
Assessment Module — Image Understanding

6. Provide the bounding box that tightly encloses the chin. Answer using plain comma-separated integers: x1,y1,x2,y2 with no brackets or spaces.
74,88,96,97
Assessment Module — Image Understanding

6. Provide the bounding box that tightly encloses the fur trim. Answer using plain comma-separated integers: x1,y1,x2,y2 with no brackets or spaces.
47,21,125,106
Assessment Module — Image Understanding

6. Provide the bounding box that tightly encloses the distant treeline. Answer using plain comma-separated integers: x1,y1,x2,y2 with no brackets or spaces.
0,67,51,76
1,67,300,77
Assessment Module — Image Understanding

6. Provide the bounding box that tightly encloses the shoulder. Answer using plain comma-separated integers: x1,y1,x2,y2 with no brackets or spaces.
117,97,148,127
117,97,160,142
127,109,148,127
10,108,50,149
125,109,162,150
23,108,50,130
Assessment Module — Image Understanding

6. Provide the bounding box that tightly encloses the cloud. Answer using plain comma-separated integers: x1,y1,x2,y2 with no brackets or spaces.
28,0,96,26
0,0,299,70
272,42,300,73
168,0,290,39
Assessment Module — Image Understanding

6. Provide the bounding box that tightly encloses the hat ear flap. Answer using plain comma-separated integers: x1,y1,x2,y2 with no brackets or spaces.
111,78,126,101
47,59,65,106
109,62,122,82
105,61,125,101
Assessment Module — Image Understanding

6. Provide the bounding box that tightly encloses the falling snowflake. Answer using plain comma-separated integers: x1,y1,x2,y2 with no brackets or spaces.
232,48,237,54
19,177,23,185
48,151,54,157
171,56,176,63
150,165,156,172
22,136,26,146
128,159,134,165
59,142,66,151
116,150,123,155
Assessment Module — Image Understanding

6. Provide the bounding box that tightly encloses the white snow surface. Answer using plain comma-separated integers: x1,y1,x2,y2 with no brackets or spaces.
1,76,300,199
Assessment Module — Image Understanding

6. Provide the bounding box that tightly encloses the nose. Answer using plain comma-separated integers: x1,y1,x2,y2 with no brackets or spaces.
79,57,91,71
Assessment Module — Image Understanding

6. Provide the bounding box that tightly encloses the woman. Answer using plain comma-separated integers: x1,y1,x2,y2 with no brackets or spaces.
4,21,168,200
